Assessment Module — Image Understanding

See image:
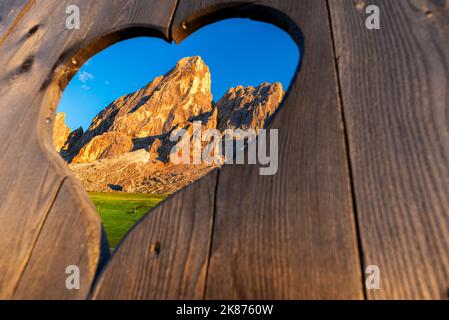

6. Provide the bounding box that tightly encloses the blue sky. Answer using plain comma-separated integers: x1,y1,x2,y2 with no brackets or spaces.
58,18,299,130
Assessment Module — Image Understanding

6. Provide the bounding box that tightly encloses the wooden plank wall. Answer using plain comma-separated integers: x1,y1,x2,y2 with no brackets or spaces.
0,0,448,300
0,0,178,299
329,0,449,299
93,0,363,300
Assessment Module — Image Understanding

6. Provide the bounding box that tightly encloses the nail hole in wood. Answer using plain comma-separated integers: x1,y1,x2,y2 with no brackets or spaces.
150,241,161,257
18,56,34,74
354,0,365,10
26,25,40,37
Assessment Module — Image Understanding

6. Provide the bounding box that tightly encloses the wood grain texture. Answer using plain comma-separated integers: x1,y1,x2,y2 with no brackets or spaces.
0,0,31,44
329,0,449,299
0,0,177,299
13,177,103,300
93,0,366,300
92,171,218,299
170,0,363,299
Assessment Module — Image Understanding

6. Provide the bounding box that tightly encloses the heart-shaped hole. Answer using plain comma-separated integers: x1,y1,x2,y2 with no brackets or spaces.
54,18,299,249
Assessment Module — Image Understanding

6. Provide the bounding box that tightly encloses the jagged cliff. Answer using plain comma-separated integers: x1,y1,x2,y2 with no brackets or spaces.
55,56,284,194
53,113,71,152
216,82,284,131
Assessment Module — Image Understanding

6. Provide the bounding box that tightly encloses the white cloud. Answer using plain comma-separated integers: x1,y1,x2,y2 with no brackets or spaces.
78,71,94,83
81,84,90,90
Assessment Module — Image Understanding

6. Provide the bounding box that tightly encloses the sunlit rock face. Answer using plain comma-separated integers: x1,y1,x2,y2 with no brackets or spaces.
63,56,213,163
216,82,284,131
87,56,211,140
53,112,71,152
55,56,285,194
106,56,212,137
71,131,133,164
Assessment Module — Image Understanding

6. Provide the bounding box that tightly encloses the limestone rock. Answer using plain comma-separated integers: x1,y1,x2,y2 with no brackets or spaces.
53,113,71,152
148,138,163,163
56,56,285,194
69,149,151,193
82,56,212,141
216,82,284,131
69,149,215,194
72,131,133,164
60,127,84,159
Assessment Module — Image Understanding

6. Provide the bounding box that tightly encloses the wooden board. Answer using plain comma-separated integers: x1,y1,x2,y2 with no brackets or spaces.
329,0,449,299
92,171,218,299
173,0,364,300
0,0,30,42
93,0,364,299
13,177,103,299
4,0,447,300
0,0,178,299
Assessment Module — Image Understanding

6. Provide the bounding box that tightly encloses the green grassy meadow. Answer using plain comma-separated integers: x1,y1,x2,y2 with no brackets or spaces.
88,192,166,249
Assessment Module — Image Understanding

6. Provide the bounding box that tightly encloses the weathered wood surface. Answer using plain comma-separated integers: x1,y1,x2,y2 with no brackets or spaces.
0,0,177,299
0,0,29,41
329,0,449,299
94,0,364,299
93,171,218,299
1,0,448,300
13,177,103,299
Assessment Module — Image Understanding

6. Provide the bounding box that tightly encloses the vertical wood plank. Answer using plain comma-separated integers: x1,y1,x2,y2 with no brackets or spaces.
92,171,218,299
0,0,178,299
329,0,449,299
170,0,364,299
13,177,103,300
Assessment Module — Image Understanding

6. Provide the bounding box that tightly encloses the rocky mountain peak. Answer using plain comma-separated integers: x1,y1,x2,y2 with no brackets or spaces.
173,56,208,73
55,56,285,194
216,82,284,131
63,56,213,162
